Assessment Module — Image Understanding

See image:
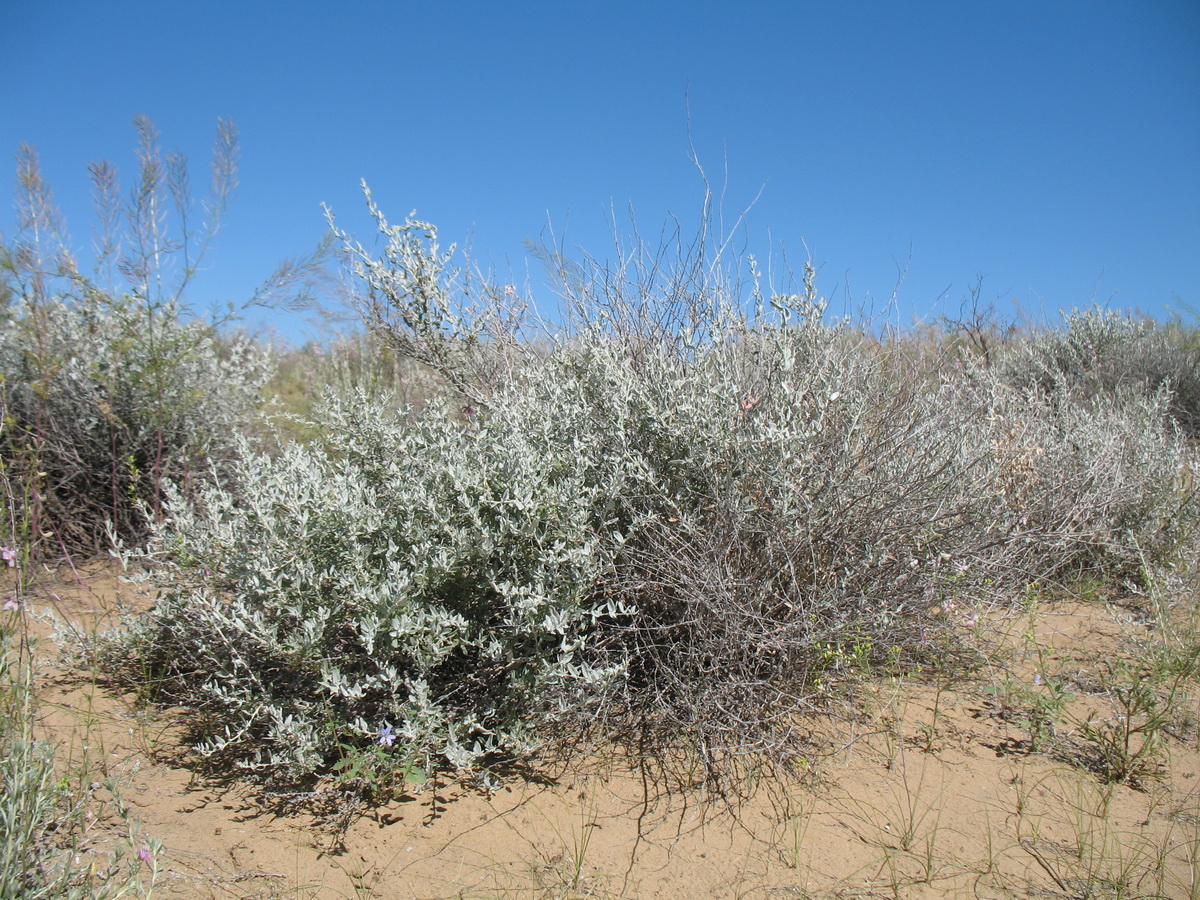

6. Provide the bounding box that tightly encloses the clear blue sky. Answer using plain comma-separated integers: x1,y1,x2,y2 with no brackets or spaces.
4,1,1198,344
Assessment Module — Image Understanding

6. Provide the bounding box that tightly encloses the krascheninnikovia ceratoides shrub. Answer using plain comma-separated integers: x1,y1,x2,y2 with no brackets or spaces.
103,189,1200,794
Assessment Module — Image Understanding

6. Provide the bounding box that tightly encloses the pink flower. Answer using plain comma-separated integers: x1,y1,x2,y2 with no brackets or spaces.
1,546,15,568
136,846,153,864
2,596,18,612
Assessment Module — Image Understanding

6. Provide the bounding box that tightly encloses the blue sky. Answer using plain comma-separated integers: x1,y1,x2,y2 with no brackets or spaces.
4,1,1198,344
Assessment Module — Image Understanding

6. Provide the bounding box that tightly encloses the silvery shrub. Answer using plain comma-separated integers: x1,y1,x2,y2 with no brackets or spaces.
998,306,1200,438
0,296,272,551
108,190,1199,791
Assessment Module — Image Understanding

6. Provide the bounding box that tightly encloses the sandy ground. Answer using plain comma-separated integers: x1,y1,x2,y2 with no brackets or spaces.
17,564,1200,899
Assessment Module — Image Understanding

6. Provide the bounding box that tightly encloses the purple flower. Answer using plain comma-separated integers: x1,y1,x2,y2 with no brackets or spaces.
378,724,396,747
136,846,153,864
1,546,16,568
1033,673,1043,686
2,596,17,612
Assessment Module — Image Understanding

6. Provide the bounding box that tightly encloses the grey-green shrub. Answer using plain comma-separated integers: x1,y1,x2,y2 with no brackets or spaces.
0,296,272,552
977,379,1198,584
997,307,1200,438
0,118,284,556
110,282,999,785
116,385,636,781
104,191,1200,792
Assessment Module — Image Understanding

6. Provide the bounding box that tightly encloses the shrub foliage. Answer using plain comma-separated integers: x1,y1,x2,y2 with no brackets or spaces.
0,119,279,555
100,189,1199,794
0,298,270,552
